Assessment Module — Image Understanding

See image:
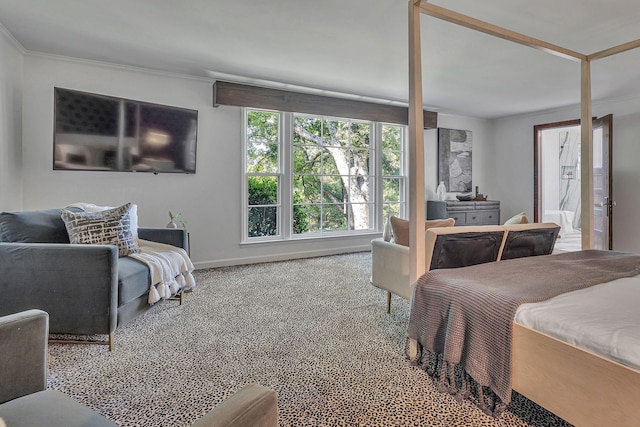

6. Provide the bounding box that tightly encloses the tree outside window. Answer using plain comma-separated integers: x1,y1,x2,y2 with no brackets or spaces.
293,115,372,235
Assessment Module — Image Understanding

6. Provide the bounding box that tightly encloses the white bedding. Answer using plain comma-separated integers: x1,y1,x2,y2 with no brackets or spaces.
515,275,640,371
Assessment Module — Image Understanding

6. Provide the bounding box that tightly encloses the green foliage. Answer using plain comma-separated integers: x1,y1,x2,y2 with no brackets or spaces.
247,111,279,143
247,176,278,237
247,111,279,173
247,175,308,236
292,192,309,234
248,176,278,205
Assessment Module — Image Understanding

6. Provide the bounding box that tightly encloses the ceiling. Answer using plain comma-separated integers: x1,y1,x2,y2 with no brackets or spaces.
1,0,639,119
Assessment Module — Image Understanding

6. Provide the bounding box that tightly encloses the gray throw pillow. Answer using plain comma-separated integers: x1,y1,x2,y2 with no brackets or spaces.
61,203,138,257
0,209,71,243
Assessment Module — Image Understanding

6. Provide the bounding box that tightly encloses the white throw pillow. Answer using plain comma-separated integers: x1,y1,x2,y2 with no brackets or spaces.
504,212,529,225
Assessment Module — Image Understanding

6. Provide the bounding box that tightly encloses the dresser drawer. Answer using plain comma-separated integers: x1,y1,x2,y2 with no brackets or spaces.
427,200,500,226
479,210,500,225
465,211,485,225
448,212,467,225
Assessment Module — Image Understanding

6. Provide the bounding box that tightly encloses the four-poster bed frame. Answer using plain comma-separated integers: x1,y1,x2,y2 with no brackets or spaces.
406,2,640,425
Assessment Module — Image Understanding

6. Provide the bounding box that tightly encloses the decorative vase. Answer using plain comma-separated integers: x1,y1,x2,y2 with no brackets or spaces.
166,221,178,229
436,181,446,201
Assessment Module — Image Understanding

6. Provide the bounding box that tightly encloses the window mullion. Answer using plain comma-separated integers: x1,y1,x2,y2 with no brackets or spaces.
374,123,383,231
281,112,292,239
242,108,249,242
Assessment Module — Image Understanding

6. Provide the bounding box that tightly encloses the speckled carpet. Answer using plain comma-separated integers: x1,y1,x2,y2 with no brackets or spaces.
47,252,571,426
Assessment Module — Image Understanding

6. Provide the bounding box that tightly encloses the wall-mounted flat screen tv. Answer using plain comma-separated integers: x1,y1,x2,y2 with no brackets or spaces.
54,88,198,173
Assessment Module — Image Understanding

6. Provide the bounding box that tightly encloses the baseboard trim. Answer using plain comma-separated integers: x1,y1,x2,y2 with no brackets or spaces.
193,245,371,269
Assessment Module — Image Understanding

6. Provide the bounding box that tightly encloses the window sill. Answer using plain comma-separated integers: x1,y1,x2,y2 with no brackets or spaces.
241,230,381,245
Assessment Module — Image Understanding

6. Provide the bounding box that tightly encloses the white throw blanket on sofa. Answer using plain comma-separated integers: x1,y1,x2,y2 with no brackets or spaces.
65,202,196,304
130,239,196,304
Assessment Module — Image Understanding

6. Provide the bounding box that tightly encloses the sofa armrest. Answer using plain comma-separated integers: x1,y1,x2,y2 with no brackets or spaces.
371,238,412,300
138,228,187,251
0,243,118,335
191,384,278,427
0,309,49,404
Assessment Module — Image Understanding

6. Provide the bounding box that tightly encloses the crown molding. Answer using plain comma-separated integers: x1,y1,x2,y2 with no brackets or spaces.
0,22,26,54
24,50,214,84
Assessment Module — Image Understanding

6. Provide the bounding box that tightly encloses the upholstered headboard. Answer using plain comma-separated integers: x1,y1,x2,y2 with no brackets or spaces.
425,225,506,271
501,222,560,260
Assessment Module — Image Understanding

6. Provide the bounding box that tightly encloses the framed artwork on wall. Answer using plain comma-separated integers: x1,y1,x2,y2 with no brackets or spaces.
438,128,473,193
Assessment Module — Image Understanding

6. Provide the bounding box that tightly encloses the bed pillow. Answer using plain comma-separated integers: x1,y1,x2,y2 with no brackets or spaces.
389,216,455,246
504,212,529,225
61,203,138,256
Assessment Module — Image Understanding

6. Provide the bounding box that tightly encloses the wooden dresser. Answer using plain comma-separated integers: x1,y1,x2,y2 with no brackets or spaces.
426,200,501,226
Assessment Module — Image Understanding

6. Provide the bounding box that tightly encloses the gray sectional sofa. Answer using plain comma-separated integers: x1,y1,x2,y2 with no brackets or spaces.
0,208,188,350
0,310,279,427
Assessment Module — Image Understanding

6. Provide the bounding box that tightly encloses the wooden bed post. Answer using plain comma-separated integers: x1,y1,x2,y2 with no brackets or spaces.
408,0,425,285
580,59,594,249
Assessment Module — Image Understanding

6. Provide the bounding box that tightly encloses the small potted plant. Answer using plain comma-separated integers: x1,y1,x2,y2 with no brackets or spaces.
167,211,182,229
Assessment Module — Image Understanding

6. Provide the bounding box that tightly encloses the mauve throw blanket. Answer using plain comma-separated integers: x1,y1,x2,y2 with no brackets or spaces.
407,250,640,416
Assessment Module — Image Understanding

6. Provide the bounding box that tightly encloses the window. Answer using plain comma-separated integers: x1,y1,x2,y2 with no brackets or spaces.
245,110,280,238
244,109,406,242
293,114,373,235
380,124,406,219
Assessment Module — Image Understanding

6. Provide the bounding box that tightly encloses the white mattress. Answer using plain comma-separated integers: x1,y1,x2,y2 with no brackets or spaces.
514,276,640,371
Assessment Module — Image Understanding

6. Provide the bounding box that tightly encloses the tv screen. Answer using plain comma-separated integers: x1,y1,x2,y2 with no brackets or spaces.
53,88,198,173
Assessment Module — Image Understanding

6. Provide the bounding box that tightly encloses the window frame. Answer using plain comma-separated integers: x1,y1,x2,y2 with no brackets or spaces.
242,108,407,243
243,108,284,242
290,113,375,238
379,123,408,227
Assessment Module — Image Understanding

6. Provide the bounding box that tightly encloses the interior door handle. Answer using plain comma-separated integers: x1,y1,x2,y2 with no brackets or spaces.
599,197,616,208
599,197,616,216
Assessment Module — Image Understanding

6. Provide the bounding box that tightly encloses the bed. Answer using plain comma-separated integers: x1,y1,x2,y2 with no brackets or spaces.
404,3,640,425
406,250,640,427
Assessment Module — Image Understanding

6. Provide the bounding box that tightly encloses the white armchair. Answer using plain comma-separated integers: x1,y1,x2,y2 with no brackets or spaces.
370,217,455,313
371,237,411,311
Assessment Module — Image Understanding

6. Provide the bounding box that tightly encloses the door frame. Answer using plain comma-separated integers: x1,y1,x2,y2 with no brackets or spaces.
533,119,581,223
592,114,614,250
534,116,613,249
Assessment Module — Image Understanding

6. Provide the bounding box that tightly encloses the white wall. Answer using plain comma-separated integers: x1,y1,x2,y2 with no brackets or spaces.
18,53,640,261
493,97,640,253
0,27,23,211
541,129,561,212
20,55,384,267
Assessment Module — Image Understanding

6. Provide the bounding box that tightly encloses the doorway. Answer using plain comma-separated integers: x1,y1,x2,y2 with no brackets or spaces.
534,115,613,251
